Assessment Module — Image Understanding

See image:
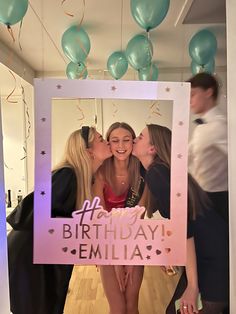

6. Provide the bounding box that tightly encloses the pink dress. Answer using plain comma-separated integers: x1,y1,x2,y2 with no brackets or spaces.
103,183,128,212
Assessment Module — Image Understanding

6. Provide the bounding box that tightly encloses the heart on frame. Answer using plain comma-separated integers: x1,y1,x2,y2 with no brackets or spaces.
62,247,68,252
156,249,161,255
71,249,77,255
48,229,54,234
166,231,172,236
165,248,171,253
146,245,152,251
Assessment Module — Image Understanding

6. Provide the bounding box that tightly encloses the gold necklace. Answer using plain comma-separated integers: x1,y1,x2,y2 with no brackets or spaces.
116,174,127,185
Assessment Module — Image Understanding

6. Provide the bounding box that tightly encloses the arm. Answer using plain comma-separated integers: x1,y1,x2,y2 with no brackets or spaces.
179,237,199,314
92,172,106,210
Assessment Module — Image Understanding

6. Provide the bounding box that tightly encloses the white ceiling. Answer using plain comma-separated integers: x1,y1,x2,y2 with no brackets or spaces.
0,0,226,88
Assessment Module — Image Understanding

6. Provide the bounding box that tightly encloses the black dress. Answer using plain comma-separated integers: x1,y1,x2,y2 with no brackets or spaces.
146,163,229,302
7,167,77,314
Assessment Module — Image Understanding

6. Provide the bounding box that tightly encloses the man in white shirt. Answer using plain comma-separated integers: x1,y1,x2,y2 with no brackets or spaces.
188,72,228,223
188,72,229,314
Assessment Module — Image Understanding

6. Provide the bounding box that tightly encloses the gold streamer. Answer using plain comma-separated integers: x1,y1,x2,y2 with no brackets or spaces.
4,162,13,170
61,0,74,17
61,0,85,22
150,101,161,117
76,100,85,127
6,70,17,104
20,147,27,161
21,84,31,140
112,102,118,117
146,101,161,123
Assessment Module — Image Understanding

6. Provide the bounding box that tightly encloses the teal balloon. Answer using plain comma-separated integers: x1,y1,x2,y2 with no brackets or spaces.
131,0,170,31
107,51,128,80
189,29,217,66
0,0,28,26
61,25,91,64
191,59,215,75
66,62,88,79
138,63,159,81
126,34,153,70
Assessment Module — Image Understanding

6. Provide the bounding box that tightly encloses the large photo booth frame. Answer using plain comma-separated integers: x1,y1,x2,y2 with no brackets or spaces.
33,79,190,265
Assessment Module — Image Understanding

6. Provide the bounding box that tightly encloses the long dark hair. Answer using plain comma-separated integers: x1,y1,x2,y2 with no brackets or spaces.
147,124,210,219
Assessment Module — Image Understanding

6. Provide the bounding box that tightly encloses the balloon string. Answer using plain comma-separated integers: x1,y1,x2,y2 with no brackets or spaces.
18,19,23,51
21,84,31,140
120,0,124,51
76,0,86,29
29,1,67,65
76,38,87,59
6,70,17,104
149,64,153,80
61,0,74,17
79,65,87,78
6,25,15,43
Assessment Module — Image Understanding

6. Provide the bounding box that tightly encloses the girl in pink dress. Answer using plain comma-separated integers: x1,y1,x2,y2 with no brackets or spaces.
93,122,145,314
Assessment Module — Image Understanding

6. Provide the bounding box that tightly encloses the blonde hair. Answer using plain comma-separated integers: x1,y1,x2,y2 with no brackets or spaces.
53,127,96,209
146,124,209,219
99,122,141,194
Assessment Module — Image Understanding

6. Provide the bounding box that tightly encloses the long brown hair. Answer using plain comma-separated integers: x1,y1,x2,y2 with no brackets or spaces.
53,127,96,209
146,124,209,219
99,122,141,194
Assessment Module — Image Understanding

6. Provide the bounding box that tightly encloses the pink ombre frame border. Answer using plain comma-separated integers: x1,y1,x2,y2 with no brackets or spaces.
34,79,190,265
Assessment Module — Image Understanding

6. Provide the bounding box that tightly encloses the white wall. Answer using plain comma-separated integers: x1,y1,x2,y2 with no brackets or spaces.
51,98,98,167
1,96,27,207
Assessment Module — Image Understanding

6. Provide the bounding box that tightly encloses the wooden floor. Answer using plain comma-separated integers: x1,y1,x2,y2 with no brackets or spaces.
64,265,181,314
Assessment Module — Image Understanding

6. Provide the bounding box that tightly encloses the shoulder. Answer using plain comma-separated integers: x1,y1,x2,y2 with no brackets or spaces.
207,115,227,141
147,163,169,178
94,170,105,183
93,171,106,191
52,167,76,182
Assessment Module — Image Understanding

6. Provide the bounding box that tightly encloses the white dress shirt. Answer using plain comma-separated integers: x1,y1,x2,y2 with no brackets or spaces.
189,106,228,192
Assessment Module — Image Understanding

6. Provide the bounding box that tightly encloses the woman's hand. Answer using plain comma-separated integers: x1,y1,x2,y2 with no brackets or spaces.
114,265,126,292
179,285,199,314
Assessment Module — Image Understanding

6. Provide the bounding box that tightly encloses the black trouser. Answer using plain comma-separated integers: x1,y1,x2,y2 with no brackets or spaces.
206,191,228,223
206,190,229,314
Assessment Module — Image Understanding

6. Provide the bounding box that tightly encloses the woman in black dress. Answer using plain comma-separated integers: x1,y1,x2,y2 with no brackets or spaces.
7,126,112,314
132,124,229,314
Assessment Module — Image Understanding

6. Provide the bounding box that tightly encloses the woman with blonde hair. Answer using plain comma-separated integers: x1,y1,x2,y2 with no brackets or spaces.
132,124,229,314
93,122,145,314
7,126,112,314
